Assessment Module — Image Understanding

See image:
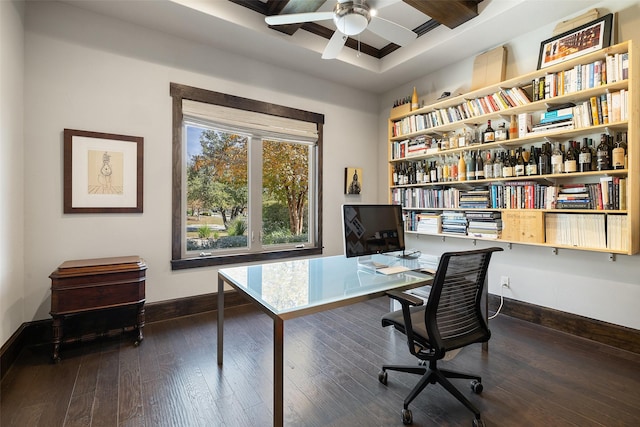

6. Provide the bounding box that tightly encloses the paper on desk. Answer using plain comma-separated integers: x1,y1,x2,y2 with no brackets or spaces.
377,265,411,275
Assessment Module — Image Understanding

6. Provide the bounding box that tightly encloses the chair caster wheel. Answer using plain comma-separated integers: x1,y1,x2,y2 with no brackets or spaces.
473,417,485,427
378,370,388,385
402,408,413,425
471,380,483,394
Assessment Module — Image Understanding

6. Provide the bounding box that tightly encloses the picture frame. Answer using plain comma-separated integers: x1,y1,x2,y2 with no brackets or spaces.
537,13,613,70
63,129,143,213
345,167,362,195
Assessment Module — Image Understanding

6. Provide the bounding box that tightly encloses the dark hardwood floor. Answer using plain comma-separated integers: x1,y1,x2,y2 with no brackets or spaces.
2,297,640,426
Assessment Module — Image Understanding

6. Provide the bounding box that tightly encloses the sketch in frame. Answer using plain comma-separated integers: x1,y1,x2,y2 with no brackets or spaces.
64,129,143,213
345,167,362,195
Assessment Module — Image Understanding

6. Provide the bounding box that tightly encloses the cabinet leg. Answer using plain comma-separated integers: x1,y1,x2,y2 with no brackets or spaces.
135,304,145,346
52,316,63,363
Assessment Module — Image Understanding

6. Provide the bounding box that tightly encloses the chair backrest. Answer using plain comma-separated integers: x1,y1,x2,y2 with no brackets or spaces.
425,247,503,358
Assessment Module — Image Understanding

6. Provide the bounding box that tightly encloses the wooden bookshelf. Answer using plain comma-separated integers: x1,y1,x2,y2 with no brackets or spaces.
388,41,639,255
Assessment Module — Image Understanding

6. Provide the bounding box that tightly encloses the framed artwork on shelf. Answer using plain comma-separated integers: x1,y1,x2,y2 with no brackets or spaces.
345,167,362,195
63,128,144,213
537,13,613,69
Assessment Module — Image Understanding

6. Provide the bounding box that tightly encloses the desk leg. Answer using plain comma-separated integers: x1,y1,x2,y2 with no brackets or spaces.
483,276,489,352
274,316,284,427
217,276,224,365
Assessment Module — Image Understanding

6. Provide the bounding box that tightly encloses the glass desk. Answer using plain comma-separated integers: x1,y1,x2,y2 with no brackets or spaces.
217,254,433,427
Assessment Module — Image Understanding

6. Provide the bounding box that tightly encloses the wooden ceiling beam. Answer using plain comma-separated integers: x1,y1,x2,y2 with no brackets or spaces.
265,0,327,36
402,0,480,29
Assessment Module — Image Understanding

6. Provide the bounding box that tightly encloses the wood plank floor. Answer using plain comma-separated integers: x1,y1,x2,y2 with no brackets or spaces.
2,297,640,426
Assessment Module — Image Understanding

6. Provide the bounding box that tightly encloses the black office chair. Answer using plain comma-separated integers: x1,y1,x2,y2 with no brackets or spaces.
378,247,503,427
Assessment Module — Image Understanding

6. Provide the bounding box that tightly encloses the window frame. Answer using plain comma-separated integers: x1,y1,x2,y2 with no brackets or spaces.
170,83,324,270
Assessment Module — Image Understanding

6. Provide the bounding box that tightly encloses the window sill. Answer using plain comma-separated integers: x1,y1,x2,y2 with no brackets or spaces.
170,247,323,270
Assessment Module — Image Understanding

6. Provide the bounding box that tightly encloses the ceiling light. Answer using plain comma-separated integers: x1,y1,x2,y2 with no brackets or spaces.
334,0,371,36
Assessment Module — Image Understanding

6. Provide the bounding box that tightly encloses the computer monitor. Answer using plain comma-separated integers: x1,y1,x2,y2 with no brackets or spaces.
342,204,405,258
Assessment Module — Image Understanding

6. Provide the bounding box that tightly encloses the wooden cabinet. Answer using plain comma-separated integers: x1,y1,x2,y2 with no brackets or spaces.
49,256,146,362
388,41,638,255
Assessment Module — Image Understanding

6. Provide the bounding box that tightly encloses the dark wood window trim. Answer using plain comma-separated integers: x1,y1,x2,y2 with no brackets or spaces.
170,83,324,270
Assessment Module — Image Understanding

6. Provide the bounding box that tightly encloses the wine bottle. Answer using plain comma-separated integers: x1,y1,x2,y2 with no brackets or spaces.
551,142,564,174
579,138,592,172
564,142,577,173
430,161,438,183
450,156,458,181
493,151,503,178
416,161,424,183
515,148,525,177
441,133,449,150
442,157,450,182
538,143,549,175
502,151,514,178
411,87,419,110
509,115,518,139
612,138,625,170
461,128,471,148
484,151,494,179
526,146,538,176
458,155,466,181
596,134,610,171
392,163,399,185
475,151,485,180
449,133,458,149
466,152,476,180
483,120,495,143
436,160,443,182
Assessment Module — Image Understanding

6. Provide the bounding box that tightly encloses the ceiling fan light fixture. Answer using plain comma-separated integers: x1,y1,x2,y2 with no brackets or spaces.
333,0,371,36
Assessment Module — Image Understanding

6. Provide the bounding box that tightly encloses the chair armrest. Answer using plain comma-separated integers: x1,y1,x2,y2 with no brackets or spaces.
386,290,424,307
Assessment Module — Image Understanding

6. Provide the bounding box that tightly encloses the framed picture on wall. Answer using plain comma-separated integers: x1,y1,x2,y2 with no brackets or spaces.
537,13,613,69
63,128,144,213
345,167,362,195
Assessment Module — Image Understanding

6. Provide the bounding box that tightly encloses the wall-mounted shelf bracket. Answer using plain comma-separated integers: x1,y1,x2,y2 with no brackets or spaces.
441,236,446,242
609,253,616,262
472,239,477,246
506,243,512,250
552,247,558,255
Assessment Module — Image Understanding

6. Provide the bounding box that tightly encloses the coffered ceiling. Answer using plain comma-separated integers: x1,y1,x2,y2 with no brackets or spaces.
61,0,601,93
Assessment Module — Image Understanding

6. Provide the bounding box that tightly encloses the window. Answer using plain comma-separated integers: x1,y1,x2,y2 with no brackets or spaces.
171,83,324,269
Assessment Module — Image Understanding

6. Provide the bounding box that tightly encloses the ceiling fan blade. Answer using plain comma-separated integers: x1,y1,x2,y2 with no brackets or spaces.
265,11,334,26
322,31,348,59
368,16,417,46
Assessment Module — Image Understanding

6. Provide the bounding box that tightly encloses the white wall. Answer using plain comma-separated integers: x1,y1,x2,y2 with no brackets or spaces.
4,0,640,348
1,0,26,346
18,1,379,325
380,0,640,330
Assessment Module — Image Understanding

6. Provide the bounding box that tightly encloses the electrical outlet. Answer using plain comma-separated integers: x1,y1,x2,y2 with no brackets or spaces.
500,276,510,288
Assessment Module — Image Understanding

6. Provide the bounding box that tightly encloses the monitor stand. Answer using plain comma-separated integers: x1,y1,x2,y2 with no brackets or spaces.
395,249,421,259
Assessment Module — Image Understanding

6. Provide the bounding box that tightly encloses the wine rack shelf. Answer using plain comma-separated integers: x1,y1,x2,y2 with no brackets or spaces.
388,41,639,255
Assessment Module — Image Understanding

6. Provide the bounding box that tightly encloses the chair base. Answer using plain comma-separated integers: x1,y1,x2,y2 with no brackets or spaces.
381,360,483,421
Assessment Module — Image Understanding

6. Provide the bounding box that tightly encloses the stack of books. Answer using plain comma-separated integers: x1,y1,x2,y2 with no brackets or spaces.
458,187,490,209
441,211,467,235
414,212,441,234
556,185,592,209
466,211,502,239
531,106,574,133
406,136,428,157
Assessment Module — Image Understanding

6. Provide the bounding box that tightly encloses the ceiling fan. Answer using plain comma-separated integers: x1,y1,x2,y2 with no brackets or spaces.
265,0,417,59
